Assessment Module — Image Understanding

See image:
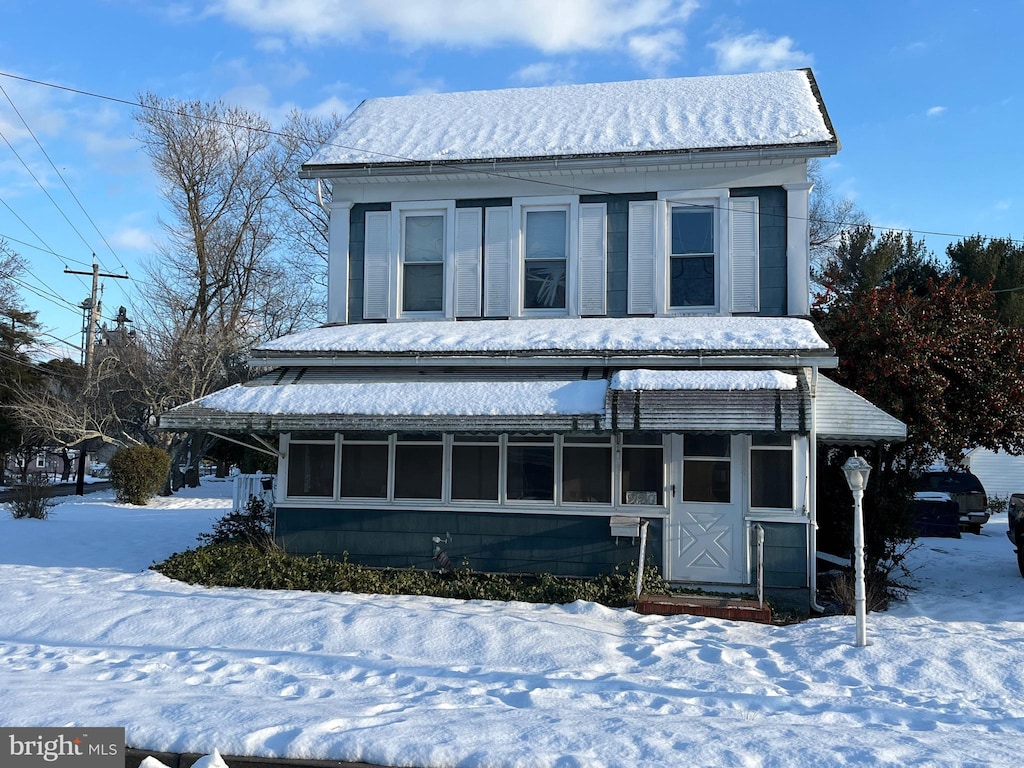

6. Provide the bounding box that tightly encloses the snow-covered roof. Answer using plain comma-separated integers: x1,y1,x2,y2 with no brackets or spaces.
611,369,797,391
190,380,607,419
251,316,831,360
304,69,836,170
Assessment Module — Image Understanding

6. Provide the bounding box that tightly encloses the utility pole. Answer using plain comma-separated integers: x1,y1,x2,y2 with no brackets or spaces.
64,259,130,494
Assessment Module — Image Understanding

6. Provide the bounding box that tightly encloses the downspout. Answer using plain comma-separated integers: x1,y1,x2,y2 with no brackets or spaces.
315,179,330,214
808,367,826,613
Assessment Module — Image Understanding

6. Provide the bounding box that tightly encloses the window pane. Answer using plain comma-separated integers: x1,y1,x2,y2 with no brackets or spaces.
524,261,566,309
683,460,731,503
341,443,388,498
525,210,567,259
621,447,663,505
670,255,715,307
287,443,335,497
404,215,444,262
685,434,730,457
671,207,714,254
751,450,793,508
403,263,444,312
562,446,611,503
507,445,554,501
452,445,499,500
395,444,442,499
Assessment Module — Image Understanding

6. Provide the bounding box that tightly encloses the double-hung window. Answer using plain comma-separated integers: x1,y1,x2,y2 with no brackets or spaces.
522,208,569,311
401,213,445,313
670,204,715,309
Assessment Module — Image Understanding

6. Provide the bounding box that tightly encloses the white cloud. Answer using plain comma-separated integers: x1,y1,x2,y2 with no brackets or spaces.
926,106,947,118
709,31,812,73
210,0,694,66
628,29,685,76
512,61,577,86
110,226,156,253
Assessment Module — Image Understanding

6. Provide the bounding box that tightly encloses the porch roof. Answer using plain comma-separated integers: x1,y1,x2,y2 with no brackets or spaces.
160,368,905,444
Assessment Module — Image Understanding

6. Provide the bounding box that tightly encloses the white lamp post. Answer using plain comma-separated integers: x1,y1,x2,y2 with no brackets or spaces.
842,454,872,647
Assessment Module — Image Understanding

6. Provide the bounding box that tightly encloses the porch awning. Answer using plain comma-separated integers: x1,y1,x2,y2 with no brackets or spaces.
159,379,609,434
607,369,806,433
813,375,906,444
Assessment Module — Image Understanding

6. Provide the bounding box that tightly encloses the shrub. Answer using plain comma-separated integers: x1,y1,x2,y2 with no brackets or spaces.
153,544,668,608
197,496,274,549
109,445,171,505
8,473,53,519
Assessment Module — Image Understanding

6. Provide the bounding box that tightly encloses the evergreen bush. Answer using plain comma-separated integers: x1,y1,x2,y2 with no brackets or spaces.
109,445,171,505
197,496,274,549
153,543,670,608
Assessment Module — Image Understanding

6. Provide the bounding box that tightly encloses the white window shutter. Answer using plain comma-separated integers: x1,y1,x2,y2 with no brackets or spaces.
454,208,482,317
729,197,760,313
484,206,512,317
578,203,607,315
628,200,657,315
363,210,391,320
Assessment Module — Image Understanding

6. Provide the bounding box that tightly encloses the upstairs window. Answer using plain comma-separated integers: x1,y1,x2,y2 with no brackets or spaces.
670,205,715,309
401,213,445,313
522,208,568,311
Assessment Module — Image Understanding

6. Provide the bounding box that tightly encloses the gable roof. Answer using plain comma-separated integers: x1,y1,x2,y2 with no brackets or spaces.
302,68,838,175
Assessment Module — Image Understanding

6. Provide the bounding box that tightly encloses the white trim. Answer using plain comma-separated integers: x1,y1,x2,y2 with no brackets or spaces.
327,201,353,325
784,182,813,315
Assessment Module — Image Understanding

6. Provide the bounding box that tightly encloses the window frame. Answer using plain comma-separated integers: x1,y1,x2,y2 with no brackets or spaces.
512,195,579,317
749,433,796,512
656,189,729,315
391,200,456,320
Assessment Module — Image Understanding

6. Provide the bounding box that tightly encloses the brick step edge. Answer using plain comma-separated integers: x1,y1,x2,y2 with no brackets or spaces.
635,594,772,624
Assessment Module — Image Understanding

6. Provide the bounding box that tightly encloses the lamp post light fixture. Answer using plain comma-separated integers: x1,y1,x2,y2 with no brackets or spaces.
842,454,872,647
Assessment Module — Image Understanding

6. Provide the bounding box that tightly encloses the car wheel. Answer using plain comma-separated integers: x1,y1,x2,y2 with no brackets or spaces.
967,524,982,535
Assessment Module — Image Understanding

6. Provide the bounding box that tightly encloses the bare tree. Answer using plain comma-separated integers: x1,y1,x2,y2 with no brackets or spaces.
270,109,345,322
808,159,869,293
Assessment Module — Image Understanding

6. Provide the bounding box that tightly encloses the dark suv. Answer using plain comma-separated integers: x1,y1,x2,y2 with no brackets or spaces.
1008,493,1024,578
915,470,989,534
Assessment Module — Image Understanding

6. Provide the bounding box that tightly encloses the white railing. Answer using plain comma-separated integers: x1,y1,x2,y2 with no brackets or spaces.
231,470,275,512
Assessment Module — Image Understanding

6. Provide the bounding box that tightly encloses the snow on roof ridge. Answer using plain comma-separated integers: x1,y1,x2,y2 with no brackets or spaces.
306,69,836,168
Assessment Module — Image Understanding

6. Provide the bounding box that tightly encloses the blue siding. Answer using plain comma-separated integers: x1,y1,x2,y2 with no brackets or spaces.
751,520,809,613
731,186,788,316
276,506,664,578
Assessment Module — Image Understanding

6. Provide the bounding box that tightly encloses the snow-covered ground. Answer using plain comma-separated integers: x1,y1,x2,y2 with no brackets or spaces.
1,481,1022,767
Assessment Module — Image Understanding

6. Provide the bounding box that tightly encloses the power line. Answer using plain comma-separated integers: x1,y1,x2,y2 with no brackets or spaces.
0,81,130,276
3,68,1021,250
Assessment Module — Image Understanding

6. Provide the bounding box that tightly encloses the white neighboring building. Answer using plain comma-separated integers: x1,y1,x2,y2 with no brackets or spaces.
962,448,1024,499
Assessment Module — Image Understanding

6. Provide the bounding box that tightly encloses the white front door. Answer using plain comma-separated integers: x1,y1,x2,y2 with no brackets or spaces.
666,434,746,584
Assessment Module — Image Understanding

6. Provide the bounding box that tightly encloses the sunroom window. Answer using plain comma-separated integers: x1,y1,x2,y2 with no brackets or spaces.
507,434,555,501
340,434,388,498
750,434,793,509
394,433,443,500
562,435,612,503
621,433,664,505
451,435,500,501
670,205,715,308
287,441,335,497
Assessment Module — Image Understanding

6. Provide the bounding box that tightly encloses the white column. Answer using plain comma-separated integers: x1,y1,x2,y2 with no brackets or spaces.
783,182,814,316
327,200,353,325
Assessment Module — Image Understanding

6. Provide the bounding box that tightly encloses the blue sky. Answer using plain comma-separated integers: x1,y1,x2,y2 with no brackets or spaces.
1,0,1022,357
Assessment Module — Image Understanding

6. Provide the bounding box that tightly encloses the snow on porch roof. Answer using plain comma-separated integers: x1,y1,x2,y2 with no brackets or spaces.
611,369,798,391
303,69,836,170
251,316,831,360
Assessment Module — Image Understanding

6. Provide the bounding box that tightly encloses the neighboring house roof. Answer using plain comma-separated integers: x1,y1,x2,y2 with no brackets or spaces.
250,316,834,365
302,68,838,175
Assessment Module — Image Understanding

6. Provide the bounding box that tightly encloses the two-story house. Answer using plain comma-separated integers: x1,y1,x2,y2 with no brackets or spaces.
162,69,905,612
